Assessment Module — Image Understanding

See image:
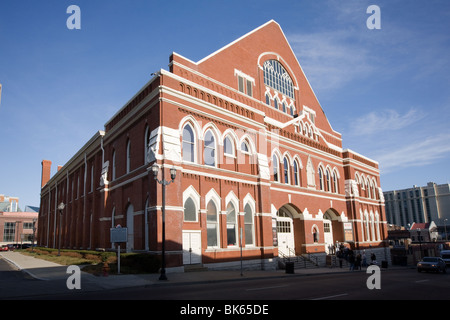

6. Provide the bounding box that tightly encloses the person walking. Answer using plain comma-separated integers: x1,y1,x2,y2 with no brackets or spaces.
349,251,355,271
355,253,362,270
362,250,367,267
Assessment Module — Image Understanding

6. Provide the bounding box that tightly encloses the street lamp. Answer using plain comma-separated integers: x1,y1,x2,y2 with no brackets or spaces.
444,219,448,241
57,202,65,256
32,218,37,252
417,228,422,260
151,163,176,280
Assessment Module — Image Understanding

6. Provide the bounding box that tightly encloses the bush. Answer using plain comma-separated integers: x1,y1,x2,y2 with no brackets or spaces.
120,253,160,273
25,247,159,274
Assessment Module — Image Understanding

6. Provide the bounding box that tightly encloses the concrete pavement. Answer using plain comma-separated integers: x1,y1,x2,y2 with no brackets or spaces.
0,250,399,298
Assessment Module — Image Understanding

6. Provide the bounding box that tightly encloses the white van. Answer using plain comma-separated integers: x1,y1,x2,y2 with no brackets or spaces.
440,250,450,267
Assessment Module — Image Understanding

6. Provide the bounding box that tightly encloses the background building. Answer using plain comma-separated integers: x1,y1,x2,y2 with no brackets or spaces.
38,21,388,271
384,182,450,239
0,195,38,246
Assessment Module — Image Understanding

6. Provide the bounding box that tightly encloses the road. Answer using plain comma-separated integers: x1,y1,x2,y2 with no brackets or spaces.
2,255,449,303
23,267,450,300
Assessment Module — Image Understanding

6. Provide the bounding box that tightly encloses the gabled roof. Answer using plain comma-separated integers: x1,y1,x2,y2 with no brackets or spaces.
170,20,339,139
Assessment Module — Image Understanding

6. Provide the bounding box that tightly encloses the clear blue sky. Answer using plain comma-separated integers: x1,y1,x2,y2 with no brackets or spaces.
1,0,449,208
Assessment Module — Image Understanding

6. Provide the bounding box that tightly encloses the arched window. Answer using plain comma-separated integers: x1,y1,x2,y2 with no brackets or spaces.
244,203,254,246
313,227,319,243
263,60,295,99
182,124,195,162
293,160,300,186
265,93,271,106
370,212,375,241
126,140,131,174
112,150,116,180
184,197,197,222
273,154,280,182
226,203,237,246
144,126,150,164
283,157,290,184
333,170,339,193
206,200,218,247
326,169,331,192
282,102,287,113
223,136,234,156
319,167,324,191
274,99,279,110
375,212,381,241
241,140,250,153
364,212,370,242
204,130,216,167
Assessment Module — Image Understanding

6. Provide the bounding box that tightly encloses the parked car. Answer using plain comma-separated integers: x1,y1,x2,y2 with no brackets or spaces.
0,245,9,251
417,257,447,273
6,244,18,251
440,250,450,267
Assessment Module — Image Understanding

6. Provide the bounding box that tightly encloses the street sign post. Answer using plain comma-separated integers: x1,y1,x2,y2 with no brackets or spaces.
110,225,127,274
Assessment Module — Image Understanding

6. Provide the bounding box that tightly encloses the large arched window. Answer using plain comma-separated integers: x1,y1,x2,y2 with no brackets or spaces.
333,170,339,194
326,168,331,192
293,160,300,186
226,203,237,246
204,130,216,167
184,197,197,222
112,150,116,180
126,139,131,174
263,60,295,99
244,203,254,246
144,126,150,164
283,157,290,184
273,154,280,182
318,167,324,191
206,200,218,247
223,136,234,156
182,124,195,162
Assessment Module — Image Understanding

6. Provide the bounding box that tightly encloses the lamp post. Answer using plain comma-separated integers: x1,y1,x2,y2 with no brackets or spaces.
417,228,422,260
444,219,448,241
151,163,176,280
57,202,65,256
32,218,37,252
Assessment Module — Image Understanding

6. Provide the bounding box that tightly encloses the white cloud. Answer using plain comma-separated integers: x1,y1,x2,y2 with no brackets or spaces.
351,108,425,135
374,133,450,173
288,31,375,92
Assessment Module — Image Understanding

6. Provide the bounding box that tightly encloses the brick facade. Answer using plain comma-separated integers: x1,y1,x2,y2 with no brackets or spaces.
38,21,387,270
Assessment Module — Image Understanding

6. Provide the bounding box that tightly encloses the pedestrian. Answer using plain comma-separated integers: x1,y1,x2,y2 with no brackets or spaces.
355,254,362,270
349,252,355,271
337,250,343,268
362,250,367,267
371,253,377,265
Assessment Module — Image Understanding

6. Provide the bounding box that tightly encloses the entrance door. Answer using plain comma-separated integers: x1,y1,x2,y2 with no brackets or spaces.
182,231,202,265
324,215,334,254
126,204,134,252
277,208,295,257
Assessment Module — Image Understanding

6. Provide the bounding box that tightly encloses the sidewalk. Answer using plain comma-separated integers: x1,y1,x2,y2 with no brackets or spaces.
0,251,401,293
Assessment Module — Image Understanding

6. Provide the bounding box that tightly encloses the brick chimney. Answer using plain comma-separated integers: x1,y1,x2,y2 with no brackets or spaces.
41,160,52,188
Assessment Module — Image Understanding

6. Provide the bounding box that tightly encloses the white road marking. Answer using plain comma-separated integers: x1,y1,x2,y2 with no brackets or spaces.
246,284,289,291
310,293,349,300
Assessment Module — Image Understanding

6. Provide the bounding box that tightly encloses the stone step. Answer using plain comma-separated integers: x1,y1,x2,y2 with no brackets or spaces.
184,264,208,272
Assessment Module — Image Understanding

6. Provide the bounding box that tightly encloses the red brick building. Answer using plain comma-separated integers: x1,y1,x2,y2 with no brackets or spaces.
38,20,388,271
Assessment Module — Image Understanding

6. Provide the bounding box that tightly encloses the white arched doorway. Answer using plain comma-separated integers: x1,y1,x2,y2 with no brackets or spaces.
276,206,295,257
323,210,335,254
126,204,134,252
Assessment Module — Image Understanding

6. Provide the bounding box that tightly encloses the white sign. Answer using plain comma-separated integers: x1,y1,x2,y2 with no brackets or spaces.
110,226,127,243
